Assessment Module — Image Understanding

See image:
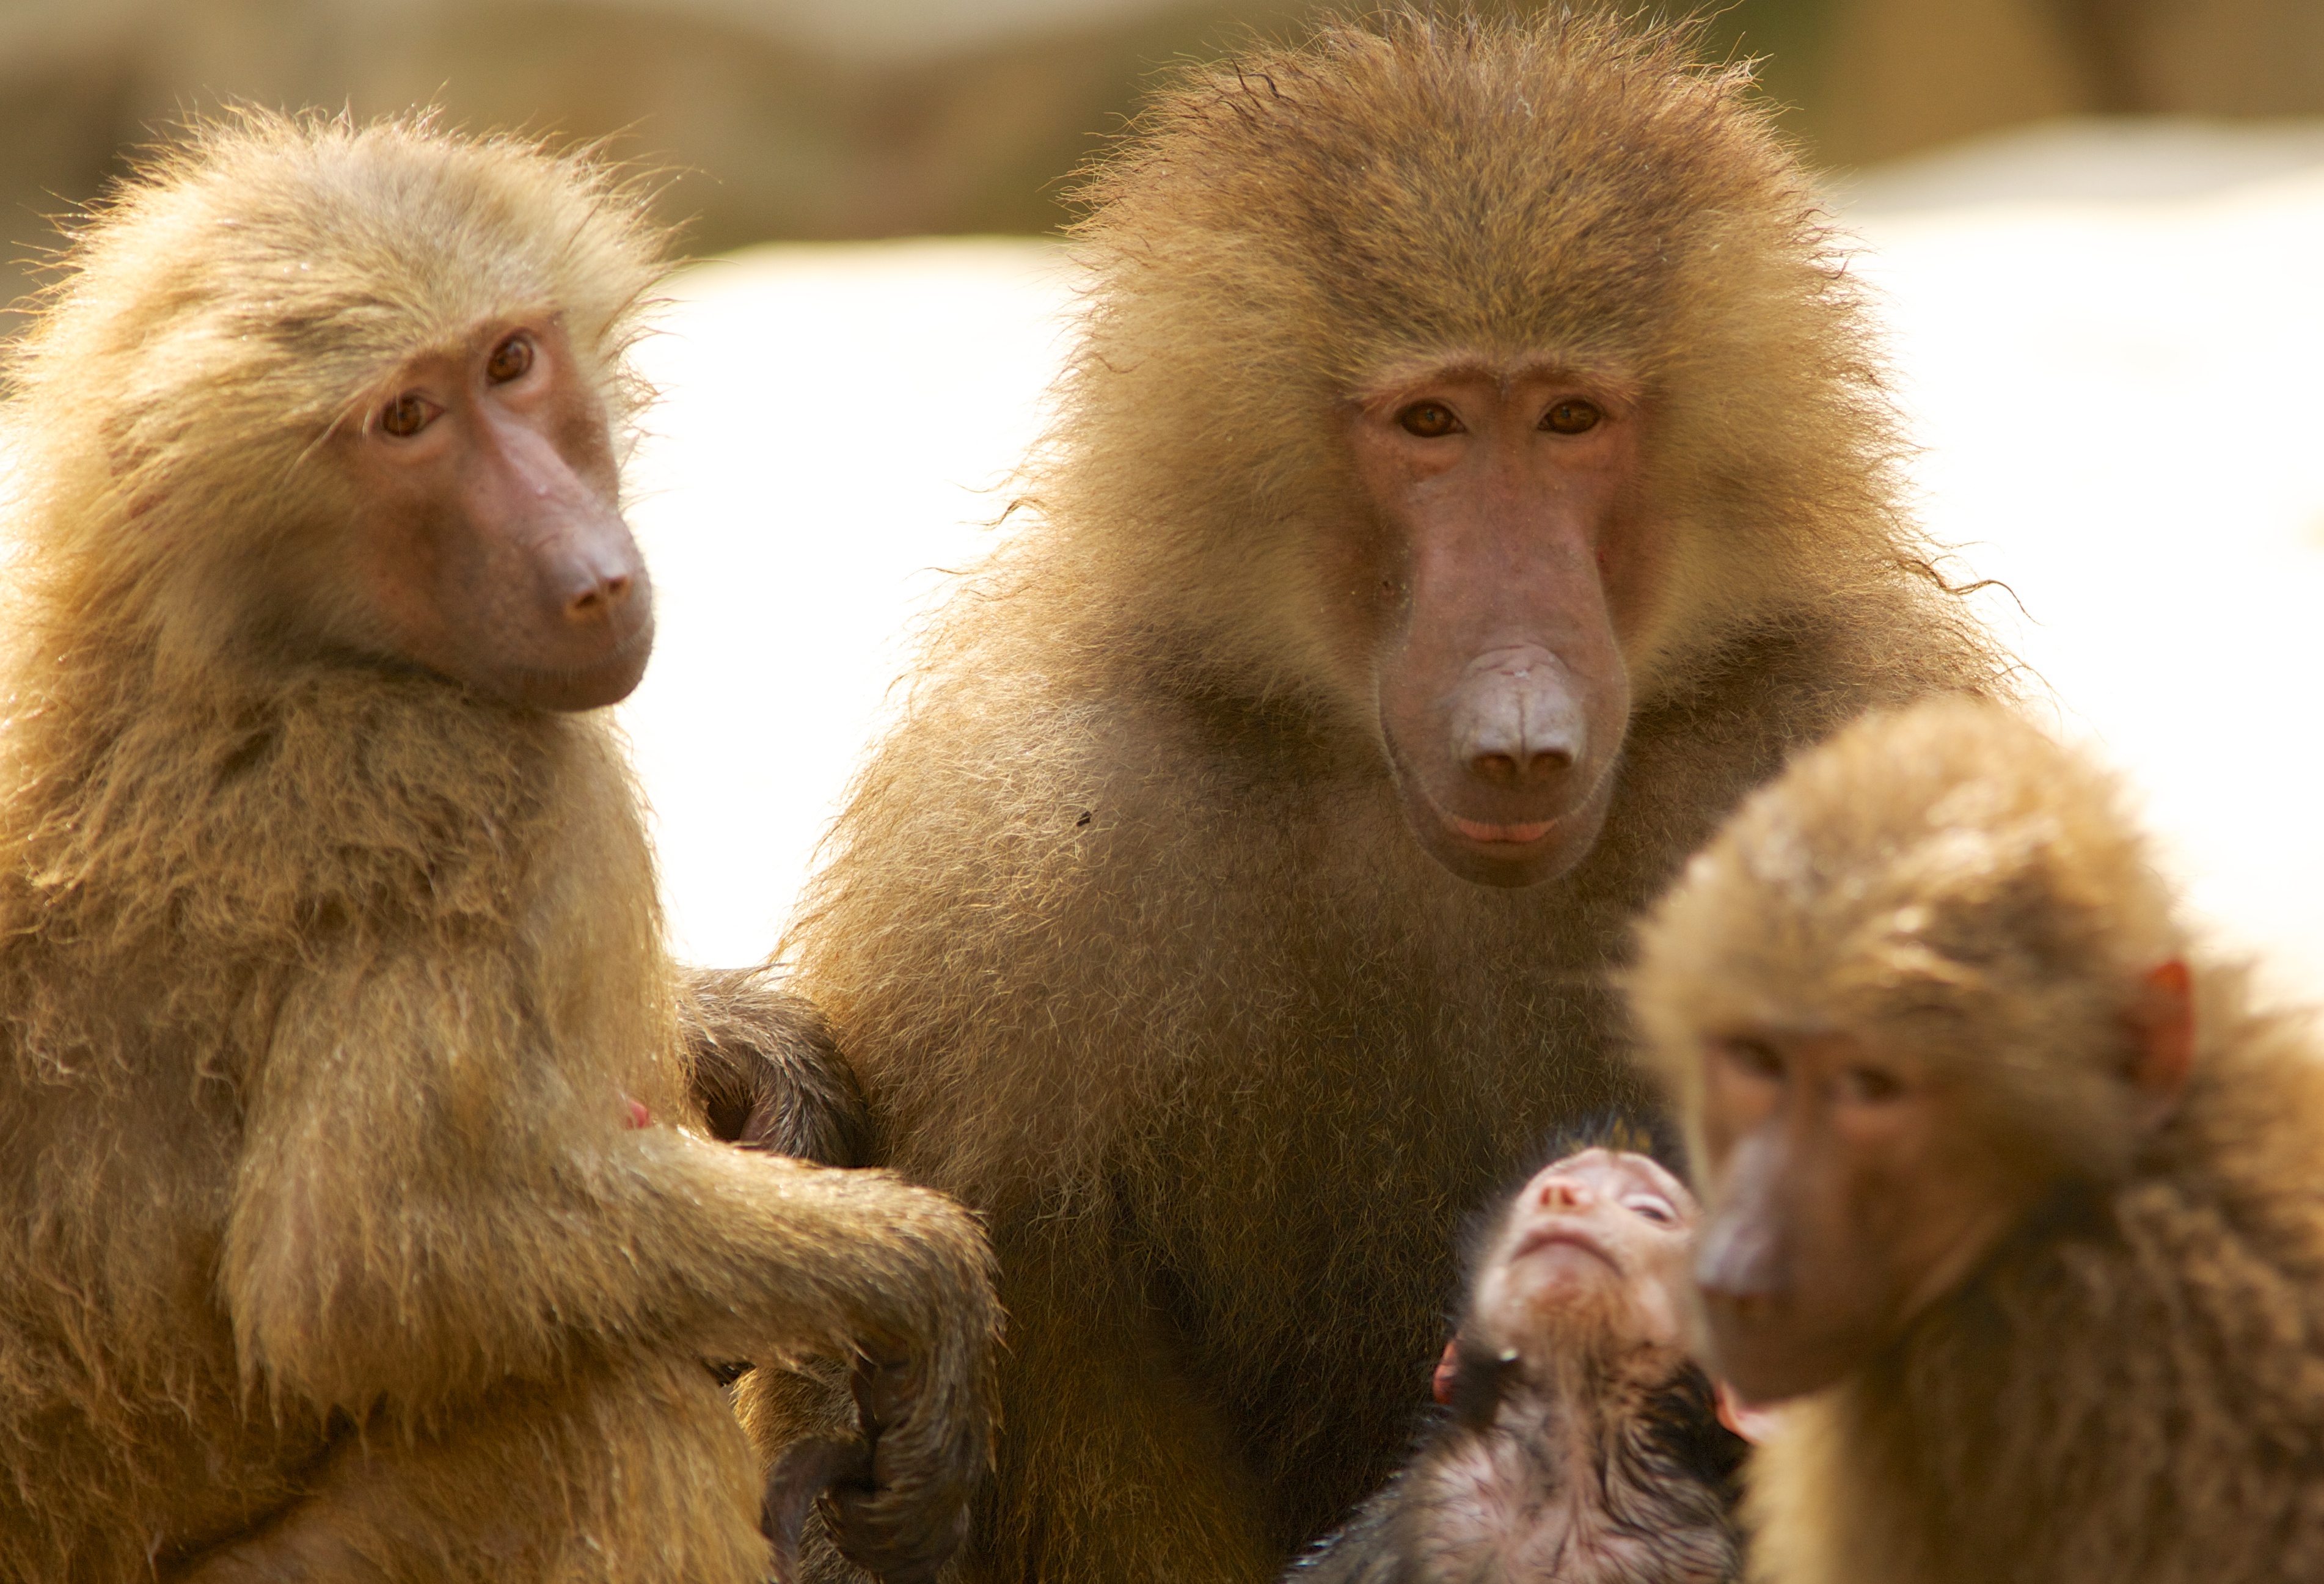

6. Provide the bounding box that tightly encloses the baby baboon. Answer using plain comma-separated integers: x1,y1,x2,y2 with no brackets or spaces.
1629,698,2324,1584
755,11,2005,1580
0,114,994,1583
1291,1135,1745,1584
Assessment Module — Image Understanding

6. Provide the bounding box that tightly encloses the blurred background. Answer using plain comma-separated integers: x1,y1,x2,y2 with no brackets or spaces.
4,0,2324,315
4,0,2322,995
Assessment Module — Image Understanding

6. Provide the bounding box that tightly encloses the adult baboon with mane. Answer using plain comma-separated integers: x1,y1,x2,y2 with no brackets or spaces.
0,114,995,1582
752,12,2006,1582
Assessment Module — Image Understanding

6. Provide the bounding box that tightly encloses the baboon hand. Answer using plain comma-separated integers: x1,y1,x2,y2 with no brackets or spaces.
816,1352,980,1584
762,1437,871,1584
819,1214,999,1584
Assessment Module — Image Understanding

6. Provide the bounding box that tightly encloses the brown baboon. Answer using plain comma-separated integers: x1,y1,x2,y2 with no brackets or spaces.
1288,1136,1747,1584
1628,698,2324,1584
0,114,995,1583
751,12,2006,1582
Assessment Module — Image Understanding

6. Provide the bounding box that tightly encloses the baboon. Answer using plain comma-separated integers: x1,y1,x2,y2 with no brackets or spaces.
0,114,996,1583
1290,1136,1746,1584
751,12,2007,1582
1628,698,2324,1584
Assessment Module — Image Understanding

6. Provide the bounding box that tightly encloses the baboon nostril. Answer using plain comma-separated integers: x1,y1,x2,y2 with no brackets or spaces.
1464,735,1579,787
1450,648,1588,789
566,573,632,622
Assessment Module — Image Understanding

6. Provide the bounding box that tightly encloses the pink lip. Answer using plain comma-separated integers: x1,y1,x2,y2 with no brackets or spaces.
1448,814,1558,844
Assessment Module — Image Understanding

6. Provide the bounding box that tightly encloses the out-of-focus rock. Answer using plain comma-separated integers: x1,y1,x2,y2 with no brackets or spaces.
618,238,1076,965
1791,0,2324,164
0,0,1307,329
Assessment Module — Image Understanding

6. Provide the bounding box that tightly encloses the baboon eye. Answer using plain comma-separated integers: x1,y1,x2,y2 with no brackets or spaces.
1836,1065,1905,1104
486,334,535,384
1722,1038,1785,1081
1541,398,1602,434
1397,401,1462,438
379,393,438,438
1626,1195,1677,1225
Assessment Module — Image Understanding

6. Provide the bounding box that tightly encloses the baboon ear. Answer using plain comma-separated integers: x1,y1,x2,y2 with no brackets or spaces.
2127,959,2194,1124
1431,1337,1460,1404
1714,1379,1788,1445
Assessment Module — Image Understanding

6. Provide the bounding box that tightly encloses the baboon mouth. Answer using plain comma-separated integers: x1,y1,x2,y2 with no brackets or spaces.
495,611,658,710
1384,737,1601,850
1436,811,1579,859
1447,814,1560,844
1512,1225,1619,1272
1699,1295,1863,1398
1378,751,1620,888
1411,757,1620,866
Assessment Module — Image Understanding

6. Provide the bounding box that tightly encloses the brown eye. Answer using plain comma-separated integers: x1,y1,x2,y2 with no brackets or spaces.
1541,398,1602,434
1722,1038,1785,1081
486,334,533,384
379,393,435,437
1398,401,1461,438
1836,1065,1905,1105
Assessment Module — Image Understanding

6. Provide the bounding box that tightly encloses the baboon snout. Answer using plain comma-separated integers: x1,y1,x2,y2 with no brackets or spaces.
558,561,637,624
1695,1131,1791,1303
1450,646,1586,789
1694,1210,1786,1304
542,509,651,633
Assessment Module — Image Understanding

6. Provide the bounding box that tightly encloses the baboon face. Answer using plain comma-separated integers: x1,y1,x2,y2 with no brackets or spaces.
1346,357,1650,888
334,316,653,710
1687,1028,2047,1404
1470,1148,1697,1363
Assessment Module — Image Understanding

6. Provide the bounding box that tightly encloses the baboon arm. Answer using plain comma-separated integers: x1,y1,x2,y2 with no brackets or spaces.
219,958,998,1428
679,965,872,1166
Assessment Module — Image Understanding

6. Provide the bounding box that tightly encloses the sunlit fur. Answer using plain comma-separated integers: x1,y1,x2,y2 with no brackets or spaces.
1631,699,2324,1584
755,13,2006,1582
0,114,995,1582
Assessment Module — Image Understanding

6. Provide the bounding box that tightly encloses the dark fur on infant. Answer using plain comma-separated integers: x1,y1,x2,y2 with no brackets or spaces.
1293,1135,1745,1584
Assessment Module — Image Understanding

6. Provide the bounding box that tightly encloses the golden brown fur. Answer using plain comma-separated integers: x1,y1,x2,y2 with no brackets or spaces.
749,13,2006,1583
0,114,996,1582
1630,699,2324,1583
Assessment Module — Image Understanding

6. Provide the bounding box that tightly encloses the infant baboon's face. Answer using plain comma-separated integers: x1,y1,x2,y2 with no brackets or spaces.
1472,1147,1697,1362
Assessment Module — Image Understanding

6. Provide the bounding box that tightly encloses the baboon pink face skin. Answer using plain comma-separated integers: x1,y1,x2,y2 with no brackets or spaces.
338,317,654,711
1689,1029,2044,1404
1690,965,2200,1406
1473,1148,1698,1360
1348,361,1649,888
